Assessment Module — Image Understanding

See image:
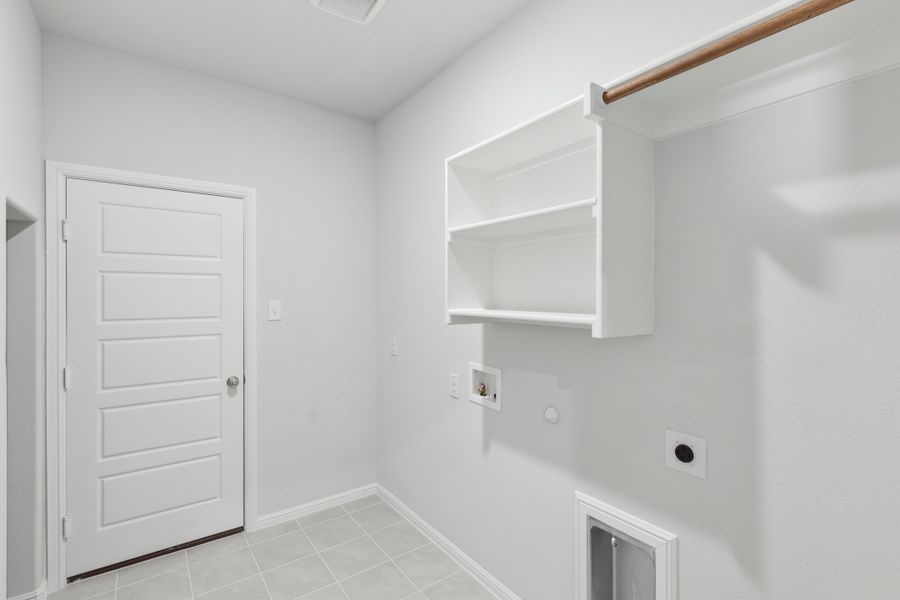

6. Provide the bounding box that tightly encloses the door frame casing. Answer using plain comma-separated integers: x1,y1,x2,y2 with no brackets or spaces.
45,161,260,592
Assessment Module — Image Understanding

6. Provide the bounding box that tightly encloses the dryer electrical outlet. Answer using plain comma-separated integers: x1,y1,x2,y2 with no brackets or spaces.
665,429,707,479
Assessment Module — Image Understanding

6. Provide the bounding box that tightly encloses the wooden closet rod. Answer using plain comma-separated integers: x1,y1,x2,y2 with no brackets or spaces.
602,0,855,104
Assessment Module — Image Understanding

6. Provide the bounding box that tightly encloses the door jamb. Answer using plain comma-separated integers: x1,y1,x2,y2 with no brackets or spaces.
44,161,259,592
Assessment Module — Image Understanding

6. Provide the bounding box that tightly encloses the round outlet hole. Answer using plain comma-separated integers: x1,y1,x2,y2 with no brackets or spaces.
674,443,694,464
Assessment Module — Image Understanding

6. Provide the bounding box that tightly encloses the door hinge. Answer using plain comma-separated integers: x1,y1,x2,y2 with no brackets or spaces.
62,516,72,540
63,366,72,391
62,219,72,242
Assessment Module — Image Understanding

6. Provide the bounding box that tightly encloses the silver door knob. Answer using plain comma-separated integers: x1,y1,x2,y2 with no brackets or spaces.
226,376,241,389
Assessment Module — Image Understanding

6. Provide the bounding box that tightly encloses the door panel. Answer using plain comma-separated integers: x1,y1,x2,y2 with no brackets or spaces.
100,335,222,389
101,203,222,258
99,456,222,526
101,273,222,321
65,179,244,576
100,395,221,457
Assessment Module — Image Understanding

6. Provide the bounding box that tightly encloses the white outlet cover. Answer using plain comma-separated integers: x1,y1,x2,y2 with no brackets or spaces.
389,336,398,357
449,373,459,399
665,429,707,479
267,300,283,321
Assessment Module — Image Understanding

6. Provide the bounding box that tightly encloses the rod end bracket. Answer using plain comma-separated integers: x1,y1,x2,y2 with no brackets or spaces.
584,82,609,123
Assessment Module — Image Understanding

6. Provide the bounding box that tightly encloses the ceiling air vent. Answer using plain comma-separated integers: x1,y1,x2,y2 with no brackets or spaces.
309,0,387,25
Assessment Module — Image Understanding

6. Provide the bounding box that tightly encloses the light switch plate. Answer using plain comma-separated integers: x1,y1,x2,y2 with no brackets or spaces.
665,429,707,479
267,300,283,321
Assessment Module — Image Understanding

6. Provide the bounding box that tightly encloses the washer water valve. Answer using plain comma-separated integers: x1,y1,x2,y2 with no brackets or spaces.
543,406,560,424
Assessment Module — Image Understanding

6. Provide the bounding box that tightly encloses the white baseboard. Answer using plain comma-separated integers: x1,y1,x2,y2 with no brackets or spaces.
254,483,378,530
9,583,47,600
377,485,522,600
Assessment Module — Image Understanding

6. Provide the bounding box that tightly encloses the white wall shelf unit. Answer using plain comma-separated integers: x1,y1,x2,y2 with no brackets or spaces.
445,0,900,340
445,98,653,339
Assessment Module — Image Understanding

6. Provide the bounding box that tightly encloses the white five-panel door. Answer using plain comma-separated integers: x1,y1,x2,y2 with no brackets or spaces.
65,179,244,577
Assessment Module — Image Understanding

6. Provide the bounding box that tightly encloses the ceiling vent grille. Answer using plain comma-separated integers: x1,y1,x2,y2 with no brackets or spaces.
309,0,387,25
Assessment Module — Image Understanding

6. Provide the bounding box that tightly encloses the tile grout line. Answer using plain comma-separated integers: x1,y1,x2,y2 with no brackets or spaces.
184,551,196,600
304,510,352,600
196,572,261,598
366,499,471,598
299,495,464,599
297,506,350,600
376,495,485,597
258,508,424,578
296,498,385,531
417,568,467,596
343,506,429,598
245,531,276,600
116,552,189,590
64,494,488,600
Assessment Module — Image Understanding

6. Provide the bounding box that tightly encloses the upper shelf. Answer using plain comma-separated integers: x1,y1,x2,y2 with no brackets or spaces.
447,100,595,174
448,198,596,241
447,308,596,329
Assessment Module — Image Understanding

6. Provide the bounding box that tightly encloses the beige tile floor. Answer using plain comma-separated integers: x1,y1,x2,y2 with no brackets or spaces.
48,494,497,600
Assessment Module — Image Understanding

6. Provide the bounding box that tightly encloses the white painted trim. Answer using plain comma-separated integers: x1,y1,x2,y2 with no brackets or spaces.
8,583,47,600
1,195,6,600
256,484,379,529
575,491,678,600
44,161,259,593
377,485,522,600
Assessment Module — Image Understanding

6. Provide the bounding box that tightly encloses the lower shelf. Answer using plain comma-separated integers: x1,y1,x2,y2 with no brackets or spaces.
447,308,596,329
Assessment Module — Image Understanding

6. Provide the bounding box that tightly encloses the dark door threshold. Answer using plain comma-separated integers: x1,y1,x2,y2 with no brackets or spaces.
68,526,245,583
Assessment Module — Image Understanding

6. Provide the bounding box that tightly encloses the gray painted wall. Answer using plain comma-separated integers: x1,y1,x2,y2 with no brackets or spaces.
43,34,379,518
6,220,41,596
0,0,43,595
375,0,900,597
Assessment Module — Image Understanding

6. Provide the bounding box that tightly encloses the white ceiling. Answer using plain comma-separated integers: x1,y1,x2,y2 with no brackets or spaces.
30,0,532,120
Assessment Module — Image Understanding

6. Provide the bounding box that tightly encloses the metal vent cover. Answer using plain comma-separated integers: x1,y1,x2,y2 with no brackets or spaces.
309,0,387,24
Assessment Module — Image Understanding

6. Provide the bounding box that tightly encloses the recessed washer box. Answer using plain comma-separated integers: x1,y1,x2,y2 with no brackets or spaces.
468,362,501,411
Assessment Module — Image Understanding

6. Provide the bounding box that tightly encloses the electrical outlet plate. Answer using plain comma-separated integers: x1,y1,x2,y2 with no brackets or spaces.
389,336,398,357
267,300,283,321
469,362,501,412
665,429,707,479
449,373,459,399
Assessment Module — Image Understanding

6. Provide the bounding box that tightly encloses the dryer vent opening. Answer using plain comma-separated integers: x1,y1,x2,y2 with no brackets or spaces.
589,519,656,600
576,492,678,600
